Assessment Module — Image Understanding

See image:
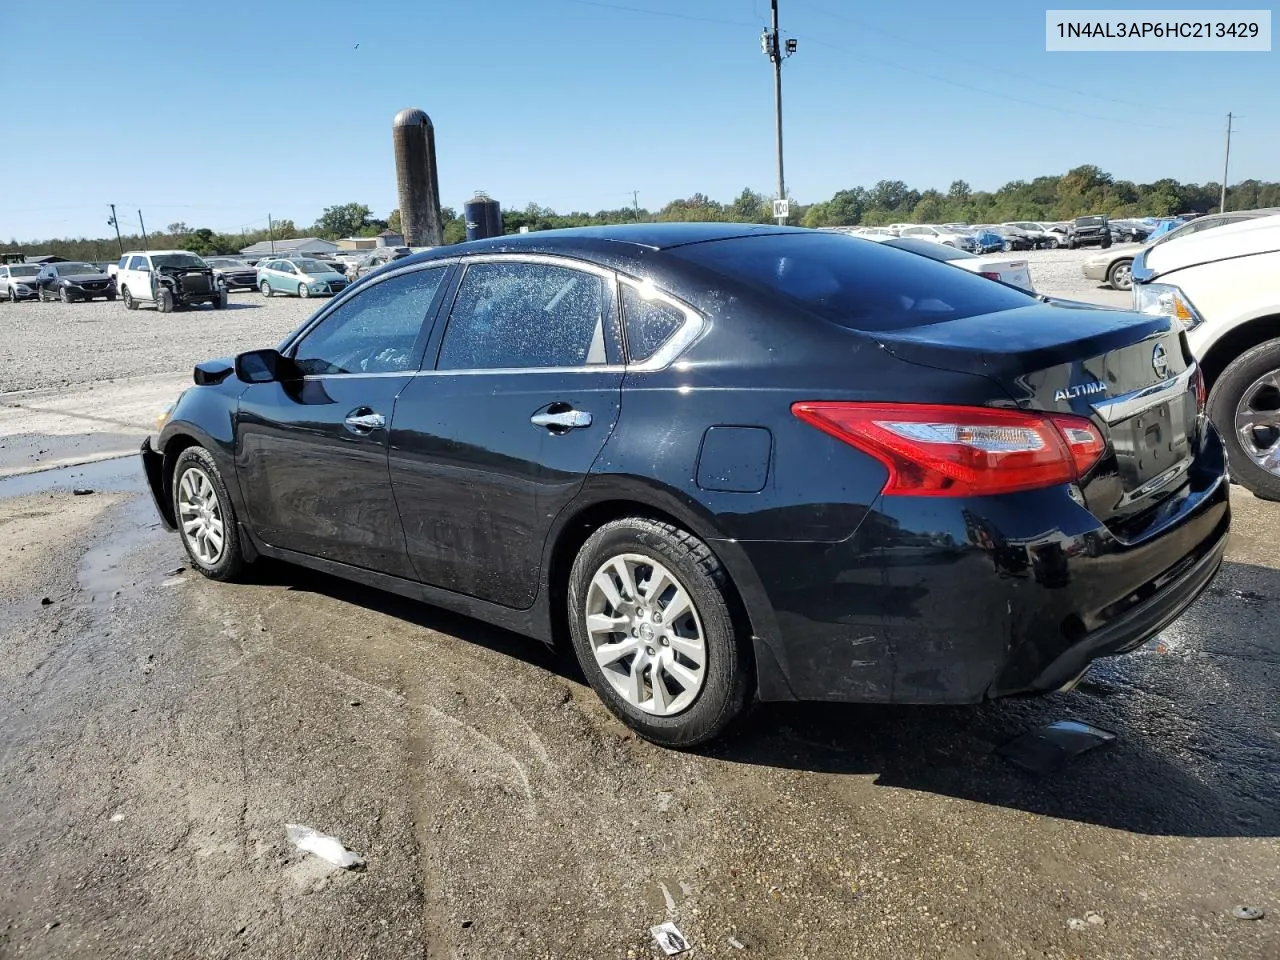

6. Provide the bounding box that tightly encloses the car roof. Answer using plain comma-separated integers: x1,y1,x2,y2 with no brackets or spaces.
122,249,202,256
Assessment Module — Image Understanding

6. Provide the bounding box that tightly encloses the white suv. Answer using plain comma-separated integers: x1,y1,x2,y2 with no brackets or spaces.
1131,214,1280,499
114,250,226,312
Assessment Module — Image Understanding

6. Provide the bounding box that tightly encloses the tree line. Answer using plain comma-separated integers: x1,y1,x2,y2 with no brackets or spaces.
7,166,1279,263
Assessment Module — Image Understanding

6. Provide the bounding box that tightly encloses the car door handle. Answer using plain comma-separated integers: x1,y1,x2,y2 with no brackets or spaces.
531,409,592,430
343,409,386,434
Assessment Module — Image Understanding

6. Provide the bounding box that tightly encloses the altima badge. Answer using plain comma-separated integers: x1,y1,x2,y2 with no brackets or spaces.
1054,381,1108,402
1152,343,1169,379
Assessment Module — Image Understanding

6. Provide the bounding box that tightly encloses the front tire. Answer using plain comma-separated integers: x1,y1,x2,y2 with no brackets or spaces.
38,287,50,302
122,286,138,310
1208,338,1280,501
260,280,273,297
298,283,310,298
157,288,174,313
567,518,753,748
1107,258,1134,291
172,446,247,581
59,287,72,303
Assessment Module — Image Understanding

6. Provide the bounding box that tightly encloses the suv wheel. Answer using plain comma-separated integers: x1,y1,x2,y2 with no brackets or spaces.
122,286,137,310
172,446,246,580
157,288,174,313
38,287,51,302
1208,338,1280,501
567,518,753,748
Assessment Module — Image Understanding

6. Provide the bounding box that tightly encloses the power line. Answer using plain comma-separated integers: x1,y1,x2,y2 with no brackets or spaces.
794,1,1223,118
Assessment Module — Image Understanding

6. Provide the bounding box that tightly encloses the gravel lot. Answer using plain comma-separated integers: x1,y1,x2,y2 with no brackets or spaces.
0,247,1135,395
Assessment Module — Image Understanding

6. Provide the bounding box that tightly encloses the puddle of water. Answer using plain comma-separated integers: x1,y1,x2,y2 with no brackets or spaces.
75,497,173,607
0,455,144,500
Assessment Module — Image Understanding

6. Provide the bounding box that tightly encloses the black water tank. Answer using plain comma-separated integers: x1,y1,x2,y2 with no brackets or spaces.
464,193,503,241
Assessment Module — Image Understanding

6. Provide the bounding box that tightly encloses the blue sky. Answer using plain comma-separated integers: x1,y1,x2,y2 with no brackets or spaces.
1,0,1274,240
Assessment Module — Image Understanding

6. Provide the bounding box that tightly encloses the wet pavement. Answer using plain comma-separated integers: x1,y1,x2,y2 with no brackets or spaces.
0,459,1276,959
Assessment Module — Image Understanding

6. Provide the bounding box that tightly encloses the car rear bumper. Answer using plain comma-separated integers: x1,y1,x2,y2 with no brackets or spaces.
1081,262,1109,281
739,427,1230,705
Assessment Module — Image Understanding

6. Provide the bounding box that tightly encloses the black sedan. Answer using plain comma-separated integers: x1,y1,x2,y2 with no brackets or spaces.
35,261,117,302
140,224,1229,747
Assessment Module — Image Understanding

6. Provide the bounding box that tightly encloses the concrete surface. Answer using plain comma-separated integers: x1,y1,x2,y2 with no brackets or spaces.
1,253,1276,959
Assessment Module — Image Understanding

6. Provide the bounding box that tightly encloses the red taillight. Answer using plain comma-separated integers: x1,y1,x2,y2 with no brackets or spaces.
978,271,1002,281
792,402,1106,497
1194,364,1207,411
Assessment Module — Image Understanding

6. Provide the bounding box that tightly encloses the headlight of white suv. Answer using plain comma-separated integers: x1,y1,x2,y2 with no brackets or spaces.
1132,282,1203,331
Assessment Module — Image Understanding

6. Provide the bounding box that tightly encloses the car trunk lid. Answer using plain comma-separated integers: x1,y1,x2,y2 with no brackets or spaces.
875,305,1201,529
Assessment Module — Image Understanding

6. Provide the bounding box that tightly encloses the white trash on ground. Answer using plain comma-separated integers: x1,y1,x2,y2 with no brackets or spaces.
650,921,690,955
284,823,365,869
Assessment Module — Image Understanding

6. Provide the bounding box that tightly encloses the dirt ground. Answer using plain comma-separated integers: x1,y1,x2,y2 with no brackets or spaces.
0,253,1276,959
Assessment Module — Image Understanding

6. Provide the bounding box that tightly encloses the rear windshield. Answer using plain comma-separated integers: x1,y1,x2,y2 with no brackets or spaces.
669,232,1032,331
884,237,975,261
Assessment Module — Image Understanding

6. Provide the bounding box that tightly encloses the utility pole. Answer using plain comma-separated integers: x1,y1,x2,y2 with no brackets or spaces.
137,210,149,248
107,204,124,256
630,190,641,222
268,213,276,254
1220,112,1233,213
761,0,797,224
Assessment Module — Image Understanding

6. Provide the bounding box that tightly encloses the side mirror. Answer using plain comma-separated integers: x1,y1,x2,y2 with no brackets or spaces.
235,348,296,384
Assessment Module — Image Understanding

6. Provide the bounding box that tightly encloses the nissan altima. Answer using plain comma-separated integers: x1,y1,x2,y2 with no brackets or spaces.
140,224,1229,747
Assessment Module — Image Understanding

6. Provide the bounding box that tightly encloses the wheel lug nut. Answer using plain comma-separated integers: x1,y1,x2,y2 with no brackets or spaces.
653,612,663,624
660,637,669,646
646,646,656,656
631,628,639,638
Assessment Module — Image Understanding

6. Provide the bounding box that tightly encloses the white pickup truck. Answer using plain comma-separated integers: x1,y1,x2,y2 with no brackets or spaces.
1131,214,1280,499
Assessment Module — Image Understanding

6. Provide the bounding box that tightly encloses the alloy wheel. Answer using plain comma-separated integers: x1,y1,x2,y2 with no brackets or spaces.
1234,370,1280,478
584,554,707,716
177,466,226,566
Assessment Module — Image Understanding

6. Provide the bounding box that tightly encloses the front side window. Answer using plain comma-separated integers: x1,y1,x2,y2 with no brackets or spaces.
128,256,147,270
620,284,685,363
436,261,606,371
290,266,447,376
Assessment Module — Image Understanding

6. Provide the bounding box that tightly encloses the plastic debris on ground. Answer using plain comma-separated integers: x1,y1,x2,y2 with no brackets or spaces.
650,921,690,956
998,720,1116,775
1231,905,1264,920
728,935,746,949
284,823,365,870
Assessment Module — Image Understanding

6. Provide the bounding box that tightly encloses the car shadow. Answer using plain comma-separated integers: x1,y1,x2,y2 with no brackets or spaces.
246,557,1278,839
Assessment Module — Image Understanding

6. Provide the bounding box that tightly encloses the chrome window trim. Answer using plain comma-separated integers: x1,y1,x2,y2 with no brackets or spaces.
1090,363,1197,424
282,251,706,378
615,274,706,372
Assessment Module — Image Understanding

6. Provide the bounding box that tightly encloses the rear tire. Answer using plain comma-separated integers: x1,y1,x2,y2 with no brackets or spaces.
1208,338,1280,501
212,290,227,309
1046,237,1059,249
566,518,753,748
171,446,247,581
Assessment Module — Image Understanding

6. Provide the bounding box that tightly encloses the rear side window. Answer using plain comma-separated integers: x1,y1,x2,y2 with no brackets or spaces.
669,232,1032,332
620,284,684,363
437,261,606,370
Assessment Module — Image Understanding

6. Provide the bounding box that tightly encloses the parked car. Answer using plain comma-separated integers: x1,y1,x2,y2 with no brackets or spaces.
1,263,41,301
1065,215,1112,249
140,223,1227,747
115,250,226,312
257,257,349,298
1083,207,1280,292
204,257,260,291
1109,219,1152,244
1004,222,1062,248
878,236,1035,292
349,247,412,279
34,261,117,302
973,225,1036,252
894,224,978,251
1131,213,1280,499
